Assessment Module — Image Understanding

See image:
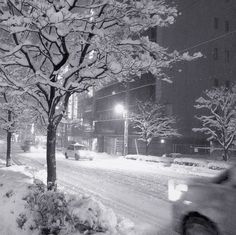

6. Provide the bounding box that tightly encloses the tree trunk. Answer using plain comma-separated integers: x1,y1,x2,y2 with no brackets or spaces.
6,130,12,167
145,141,149,155
223,148,229,161
64,123,68,148
6,110,12,167
46,122,57,190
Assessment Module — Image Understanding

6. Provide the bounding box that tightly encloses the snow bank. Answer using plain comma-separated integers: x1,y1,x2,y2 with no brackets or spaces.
125,154,230,171
125,154,172,164
0,164,137,235
0,165,34,235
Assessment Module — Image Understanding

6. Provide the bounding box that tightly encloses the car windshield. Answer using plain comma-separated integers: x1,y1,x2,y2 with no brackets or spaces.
67,145,74,150
24,141,32,145
74,145,86,150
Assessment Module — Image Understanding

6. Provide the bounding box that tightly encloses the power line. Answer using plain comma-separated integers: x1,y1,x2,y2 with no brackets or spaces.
95,82,156,101
90,28,236,103
175,0,236,52
180,29,236,52
92,30,236,103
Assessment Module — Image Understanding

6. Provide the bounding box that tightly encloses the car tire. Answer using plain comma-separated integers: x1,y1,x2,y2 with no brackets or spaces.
65,153,68,159
183,216,218,235
75,154,79,161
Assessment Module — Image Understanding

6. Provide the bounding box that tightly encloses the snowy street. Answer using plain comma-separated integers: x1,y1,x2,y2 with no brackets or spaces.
0,1,235,234
5,144,218,235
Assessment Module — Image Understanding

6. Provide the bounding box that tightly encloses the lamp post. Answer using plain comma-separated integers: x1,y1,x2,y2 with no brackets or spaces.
114,103,128,156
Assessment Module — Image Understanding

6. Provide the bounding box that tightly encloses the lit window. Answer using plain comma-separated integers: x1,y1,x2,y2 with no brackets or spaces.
88,87,94,97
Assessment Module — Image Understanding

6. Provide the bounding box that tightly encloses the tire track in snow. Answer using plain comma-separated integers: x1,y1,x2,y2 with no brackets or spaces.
13,153,181,234
58,177,169,233
57,160,169,201
57,165,173,233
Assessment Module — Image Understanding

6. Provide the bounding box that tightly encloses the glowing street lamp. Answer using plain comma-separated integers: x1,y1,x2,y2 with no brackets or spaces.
114,103,126,115
160,139,165,144
114,103,128,156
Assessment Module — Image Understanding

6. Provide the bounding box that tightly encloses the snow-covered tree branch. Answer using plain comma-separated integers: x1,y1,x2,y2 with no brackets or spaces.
130,100,179,155
193,85,236,161
0,0,199,188
0,87,32,166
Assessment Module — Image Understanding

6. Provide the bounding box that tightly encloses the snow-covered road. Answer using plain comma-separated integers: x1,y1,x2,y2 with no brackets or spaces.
7,146,218,235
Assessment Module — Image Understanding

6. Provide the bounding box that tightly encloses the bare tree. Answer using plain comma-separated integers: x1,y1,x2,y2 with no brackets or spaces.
0,0,200,188
0,88,25,166
130,100,179,155
193,85,236,161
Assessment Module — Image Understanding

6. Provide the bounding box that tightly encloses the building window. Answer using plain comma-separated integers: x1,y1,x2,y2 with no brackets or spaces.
214,17,219,29
165,104,173,116
214,78,219,87
213,48,218,60
225,20,229,32
225,49,230,63
225,80,230,88
149,27,157,42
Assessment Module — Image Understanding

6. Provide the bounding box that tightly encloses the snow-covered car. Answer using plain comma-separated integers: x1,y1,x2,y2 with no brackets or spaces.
21,140,34,152
64,143,93,161
169,166,236,235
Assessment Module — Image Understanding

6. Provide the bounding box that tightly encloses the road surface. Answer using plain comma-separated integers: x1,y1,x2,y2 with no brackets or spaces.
3,145,216,235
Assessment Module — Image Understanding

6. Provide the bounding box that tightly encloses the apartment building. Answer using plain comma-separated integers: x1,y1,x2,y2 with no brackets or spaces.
154,0,236,153
60,0,236,155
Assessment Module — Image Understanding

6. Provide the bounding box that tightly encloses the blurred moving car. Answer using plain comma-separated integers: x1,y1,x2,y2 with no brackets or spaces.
64,143,93,161
21,140,34,152
169,166,236,235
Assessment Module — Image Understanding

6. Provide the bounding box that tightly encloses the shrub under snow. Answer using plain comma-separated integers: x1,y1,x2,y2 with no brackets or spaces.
68,195,118,234
21,180,72,234
17,179,134,235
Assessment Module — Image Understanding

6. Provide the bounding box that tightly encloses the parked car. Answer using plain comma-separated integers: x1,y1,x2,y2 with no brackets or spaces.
169,165,236,235
64,143,93,161
21,140,34,152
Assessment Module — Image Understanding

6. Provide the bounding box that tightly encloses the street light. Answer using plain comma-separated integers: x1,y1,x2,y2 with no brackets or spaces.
160,139,165,144
114,103,128,156
114,103,125,115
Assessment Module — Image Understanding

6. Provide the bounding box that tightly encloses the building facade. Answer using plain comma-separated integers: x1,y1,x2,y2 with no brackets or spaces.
156,0,236,153
94,75,158,155
58,0,236,155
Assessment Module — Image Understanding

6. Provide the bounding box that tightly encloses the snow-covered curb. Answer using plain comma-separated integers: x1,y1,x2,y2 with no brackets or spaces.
0,161,137,235
125,154,230,171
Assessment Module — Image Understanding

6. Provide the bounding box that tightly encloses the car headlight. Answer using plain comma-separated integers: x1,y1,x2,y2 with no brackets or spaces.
168,179,188,202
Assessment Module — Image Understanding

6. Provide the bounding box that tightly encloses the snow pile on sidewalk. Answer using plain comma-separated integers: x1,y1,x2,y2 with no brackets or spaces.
125,154,230,170
0,161,136,235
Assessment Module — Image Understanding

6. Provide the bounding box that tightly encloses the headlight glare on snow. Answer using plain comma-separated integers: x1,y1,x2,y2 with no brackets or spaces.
168,179,188,201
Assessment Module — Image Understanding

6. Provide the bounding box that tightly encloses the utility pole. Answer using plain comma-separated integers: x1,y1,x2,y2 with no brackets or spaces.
123,83,129,156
